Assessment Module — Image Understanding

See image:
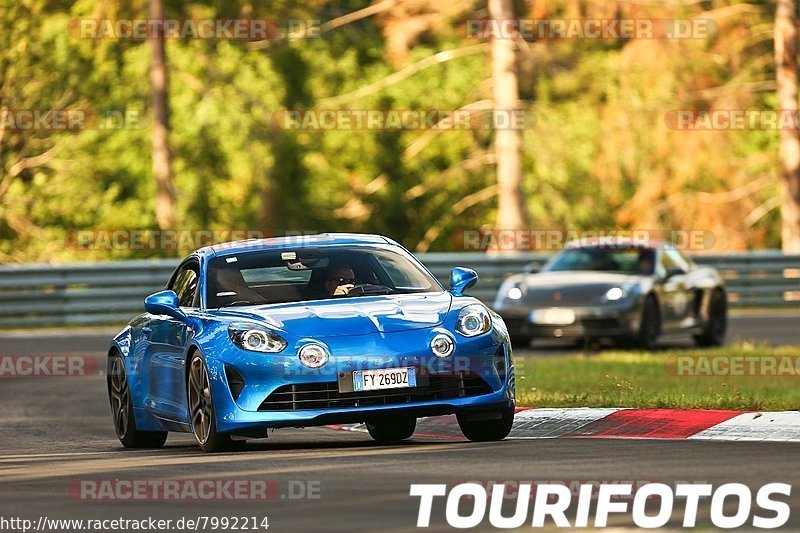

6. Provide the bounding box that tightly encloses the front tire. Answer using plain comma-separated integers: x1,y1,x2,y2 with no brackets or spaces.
366,416,416,442
694,289,727,347
108,355,167,449
635,296,661,350
457,408,514,442
188,352,245,453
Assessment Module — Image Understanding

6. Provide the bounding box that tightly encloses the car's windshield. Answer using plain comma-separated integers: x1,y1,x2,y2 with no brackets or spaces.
543,248,656,275
206,245,442,308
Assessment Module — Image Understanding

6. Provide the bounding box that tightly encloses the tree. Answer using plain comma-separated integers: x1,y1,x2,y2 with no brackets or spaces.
775,0,800,252
489,0,528,247
150,0,177,230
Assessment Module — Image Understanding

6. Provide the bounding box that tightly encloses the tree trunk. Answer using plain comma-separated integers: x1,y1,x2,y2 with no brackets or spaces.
150,0,177,230
776,0,800,252
490,0,528,249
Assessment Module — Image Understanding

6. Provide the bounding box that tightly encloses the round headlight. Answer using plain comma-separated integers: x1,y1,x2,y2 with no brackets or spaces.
242,330,267,350
298,343,329,369
604,287,625,301
507,287,523,300
430,334,455,358
229,324,287,353
455,304,492,337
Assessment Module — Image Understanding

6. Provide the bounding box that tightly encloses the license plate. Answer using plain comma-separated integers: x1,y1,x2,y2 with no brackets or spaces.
530,308,576,325
353,367,416,392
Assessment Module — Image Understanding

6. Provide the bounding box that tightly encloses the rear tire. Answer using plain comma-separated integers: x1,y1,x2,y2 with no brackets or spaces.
366,416,416,443
188,352,245,453
636,296,661,350
694,289,727,347
457,408,514,442
108,355,168,449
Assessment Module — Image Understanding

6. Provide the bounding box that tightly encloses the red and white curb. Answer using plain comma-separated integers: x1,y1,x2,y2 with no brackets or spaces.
330,408,800,442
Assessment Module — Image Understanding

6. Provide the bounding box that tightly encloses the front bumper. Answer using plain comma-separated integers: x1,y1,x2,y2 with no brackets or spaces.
205,329,514,434
497,300,643,339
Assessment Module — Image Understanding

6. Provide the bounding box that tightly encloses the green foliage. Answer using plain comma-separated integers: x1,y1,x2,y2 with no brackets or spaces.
0,0,785,261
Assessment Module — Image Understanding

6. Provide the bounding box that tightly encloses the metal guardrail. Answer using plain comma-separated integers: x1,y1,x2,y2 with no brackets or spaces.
0,252,798,328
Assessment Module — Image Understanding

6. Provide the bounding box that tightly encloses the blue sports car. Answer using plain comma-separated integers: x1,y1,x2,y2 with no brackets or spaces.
108,233,515,452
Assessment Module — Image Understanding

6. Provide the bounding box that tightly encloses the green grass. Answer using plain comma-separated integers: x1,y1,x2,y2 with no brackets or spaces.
514,343,800,410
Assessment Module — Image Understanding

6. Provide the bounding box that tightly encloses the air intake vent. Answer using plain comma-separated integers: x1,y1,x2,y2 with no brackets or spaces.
258,372,493,412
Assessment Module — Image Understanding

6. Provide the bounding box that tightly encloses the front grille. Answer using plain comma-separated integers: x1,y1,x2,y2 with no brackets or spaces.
581,317,622,329
503,317,526,331
258,372,493,411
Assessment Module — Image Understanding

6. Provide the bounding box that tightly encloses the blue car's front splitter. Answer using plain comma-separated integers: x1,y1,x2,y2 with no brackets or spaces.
216,388,514,434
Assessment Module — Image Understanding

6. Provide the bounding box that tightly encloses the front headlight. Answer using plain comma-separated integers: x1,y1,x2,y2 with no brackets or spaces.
602,284,634,303
456,304,492,337
228,323,287,353
604,287,625,301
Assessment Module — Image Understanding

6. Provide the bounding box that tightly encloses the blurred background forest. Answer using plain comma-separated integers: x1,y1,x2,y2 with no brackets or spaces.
0,0,791,262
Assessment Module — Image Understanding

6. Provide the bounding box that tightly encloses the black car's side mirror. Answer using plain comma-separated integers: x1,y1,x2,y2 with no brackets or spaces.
664,267,686,280
144,290,187,321
449,267,478,296
523,261,542,274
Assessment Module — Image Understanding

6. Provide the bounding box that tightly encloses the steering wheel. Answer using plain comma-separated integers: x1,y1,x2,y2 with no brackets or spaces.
344,284,393,297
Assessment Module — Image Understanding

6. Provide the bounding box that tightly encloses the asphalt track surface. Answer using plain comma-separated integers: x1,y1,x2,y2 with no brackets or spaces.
1,312,799,532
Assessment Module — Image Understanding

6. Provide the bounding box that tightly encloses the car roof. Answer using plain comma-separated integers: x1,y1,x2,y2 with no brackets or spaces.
196,233,394,258
563,237,666,250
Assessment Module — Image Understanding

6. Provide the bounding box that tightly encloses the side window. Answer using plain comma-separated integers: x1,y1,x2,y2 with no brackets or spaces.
170,263,200,307
665,248,690,273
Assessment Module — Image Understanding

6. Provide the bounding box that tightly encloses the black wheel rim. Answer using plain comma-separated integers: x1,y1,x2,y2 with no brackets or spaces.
188,356,213,445
109,357,130,440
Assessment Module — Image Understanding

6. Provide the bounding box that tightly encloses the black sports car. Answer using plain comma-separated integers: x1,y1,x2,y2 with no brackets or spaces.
493,239,727,349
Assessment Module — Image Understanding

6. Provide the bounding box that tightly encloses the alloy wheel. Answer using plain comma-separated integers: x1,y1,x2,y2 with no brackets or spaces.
188,355,213,445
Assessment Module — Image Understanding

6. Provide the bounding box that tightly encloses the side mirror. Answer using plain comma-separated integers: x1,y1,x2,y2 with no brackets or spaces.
144,290,187,321
664,267,685,280
449,267,478,296
523,261,542,274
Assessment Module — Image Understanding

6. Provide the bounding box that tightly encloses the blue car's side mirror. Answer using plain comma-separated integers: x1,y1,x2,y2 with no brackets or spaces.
144,290,187,321
449,267,478,296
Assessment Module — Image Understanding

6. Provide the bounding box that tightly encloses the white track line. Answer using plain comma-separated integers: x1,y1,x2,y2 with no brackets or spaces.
689,411,800,442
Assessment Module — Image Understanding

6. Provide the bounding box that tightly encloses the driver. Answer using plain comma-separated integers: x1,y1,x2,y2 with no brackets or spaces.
637,250,655,274
325,264,357,296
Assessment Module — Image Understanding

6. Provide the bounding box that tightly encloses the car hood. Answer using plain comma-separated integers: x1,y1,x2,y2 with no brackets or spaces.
513,271,646,306
211,292,453,337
